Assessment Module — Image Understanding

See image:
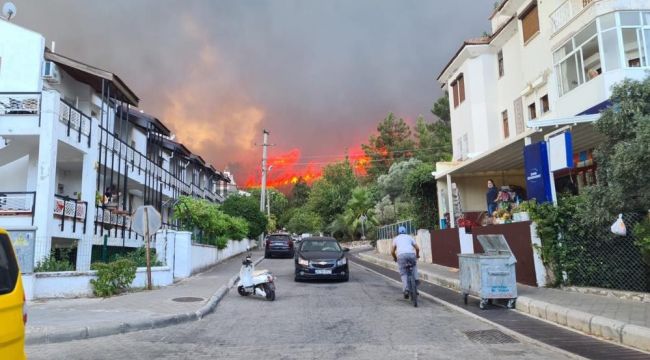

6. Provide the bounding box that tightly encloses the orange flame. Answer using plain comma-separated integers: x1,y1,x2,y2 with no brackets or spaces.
244,147,370,189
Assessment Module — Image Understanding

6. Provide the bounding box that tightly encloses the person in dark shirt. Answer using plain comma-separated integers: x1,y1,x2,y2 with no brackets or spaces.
486,179,498,217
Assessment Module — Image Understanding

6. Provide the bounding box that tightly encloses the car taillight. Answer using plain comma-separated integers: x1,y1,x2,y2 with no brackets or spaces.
22,292,27,324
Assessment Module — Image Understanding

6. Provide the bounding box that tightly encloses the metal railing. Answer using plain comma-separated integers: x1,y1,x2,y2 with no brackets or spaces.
0,92,41,116
0,191,36,225
550,0,597,33
95,205,132,229
377,220,416,240
59,100,92,147
53,195,88,233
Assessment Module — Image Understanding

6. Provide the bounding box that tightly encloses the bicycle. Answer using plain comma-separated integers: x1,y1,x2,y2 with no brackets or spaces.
405,260,418,307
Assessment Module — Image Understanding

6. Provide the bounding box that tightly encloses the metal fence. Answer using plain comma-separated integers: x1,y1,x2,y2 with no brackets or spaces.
562,212,650,292
377,219,416,240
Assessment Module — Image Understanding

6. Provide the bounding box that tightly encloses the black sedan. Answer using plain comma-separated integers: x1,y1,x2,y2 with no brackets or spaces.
294,237,349,282
265,233,295,258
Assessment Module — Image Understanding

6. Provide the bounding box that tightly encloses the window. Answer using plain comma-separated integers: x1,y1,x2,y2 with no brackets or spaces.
554,20,602,95
528,103,537,120
501,110,509,139
622,28,643,67
498,50,504,77
0,233,19,295
520,2,540,44
540,95,550,114
450,74,465,108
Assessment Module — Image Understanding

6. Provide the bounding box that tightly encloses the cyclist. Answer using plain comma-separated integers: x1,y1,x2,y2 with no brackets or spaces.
391,226,420,299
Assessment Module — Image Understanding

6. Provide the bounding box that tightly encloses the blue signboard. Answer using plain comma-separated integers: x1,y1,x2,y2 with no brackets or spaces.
524,141,553,203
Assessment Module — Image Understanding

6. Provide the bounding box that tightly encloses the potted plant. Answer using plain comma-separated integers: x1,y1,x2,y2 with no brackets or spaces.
512,200,534,222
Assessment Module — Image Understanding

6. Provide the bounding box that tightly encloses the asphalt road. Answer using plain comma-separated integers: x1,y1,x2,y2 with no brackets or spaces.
27,257,572,360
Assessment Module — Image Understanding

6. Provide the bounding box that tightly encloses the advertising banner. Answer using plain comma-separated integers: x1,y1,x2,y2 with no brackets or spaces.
524,141,553,203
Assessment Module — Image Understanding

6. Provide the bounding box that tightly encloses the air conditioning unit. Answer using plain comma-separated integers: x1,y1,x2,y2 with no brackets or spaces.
42,61,60,83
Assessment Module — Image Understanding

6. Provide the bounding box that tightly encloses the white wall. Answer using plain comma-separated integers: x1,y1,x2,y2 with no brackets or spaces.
22,266,173,300
0,156,30,191
55,167,83,197
190,238,253,274
0,21,44,92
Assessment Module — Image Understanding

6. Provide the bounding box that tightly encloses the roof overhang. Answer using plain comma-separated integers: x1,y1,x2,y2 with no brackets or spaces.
436,120,604,179
118,106,171,136
45,50,139,106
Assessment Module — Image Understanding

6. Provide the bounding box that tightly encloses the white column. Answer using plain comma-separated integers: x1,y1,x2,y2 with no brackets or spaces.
75,150,98,271
446,174,455,228
32,92,59,265
173,231,192,279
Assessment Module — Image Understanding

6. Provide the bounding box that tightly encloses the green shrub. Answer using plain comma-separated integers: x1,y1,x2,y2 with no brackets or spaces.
35,249,75,272
116,247,162,267
90,259,137,297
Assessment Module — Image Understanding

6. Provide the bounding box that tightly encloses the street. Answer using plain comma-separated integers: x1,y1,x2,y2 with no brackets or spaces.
27,257,570,360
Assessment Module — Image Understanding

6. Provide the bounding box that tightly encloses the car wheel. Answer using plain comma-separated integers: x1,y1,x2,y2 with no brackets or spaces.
294,276,301,282
264,252,270,259
341,274,349,282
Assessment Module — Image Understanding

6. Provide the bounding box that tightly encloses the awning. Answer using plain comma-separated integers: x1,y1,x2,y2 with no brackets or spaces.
435,121,604,180
45,50,139,106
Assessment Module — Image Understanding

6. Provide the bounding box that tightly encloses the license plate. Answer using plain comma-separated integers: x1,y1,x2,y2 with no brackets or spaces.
315,269,332,275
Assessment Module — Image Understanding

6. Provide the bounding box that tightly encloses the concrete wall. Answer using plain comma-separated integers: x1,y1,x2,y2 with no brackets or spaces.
376,229,432,264
0,156,30,191
190,238,253,274
0,20,44,92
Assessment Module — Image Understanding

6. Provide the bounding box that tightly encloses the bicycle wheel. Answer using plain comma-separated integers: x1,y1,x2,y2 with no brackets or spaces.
408,273,418,307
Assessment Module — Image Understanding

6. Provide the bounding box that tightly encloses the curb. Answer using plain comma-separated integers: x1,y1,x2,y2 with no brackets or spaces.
356,252,650,353
26,254,265,345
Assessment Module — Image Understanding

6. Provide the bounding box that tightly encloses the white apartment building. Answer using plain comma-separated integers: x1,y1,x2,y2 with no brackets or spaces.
435,0,650,226
0,19,231,272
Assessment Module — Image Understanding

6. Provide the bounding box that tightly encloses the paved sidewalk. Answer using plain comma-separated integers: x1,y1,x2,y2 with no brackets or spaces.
26,249,262,344
357,250,650,353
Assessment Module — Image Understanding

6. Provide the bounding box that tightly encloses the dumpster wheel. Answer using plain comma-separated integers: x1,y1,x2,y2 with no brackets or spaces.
507,298,516,309
479,299,488,310
462,293,468,305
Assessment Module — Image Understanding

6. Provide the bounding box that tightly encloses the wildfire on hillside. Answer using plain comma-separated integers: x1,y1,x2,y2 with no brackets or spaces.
244,147,370,190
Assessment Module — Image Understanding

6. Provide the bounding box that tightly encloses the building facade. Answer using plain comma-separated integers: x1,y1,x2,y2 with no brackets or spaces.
0,19,231,272
435,0,650,226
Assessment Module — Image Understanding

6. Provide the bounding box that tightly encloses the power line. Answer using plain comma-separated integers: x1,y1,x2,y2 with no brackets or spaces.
271,145,451,161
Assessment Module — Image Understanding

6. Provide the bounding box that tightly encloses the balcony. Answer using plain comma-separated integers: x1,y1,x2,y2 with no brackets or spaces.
98,126,191,196
0,191,36,225
550,0,597,33
53,195,88,233
0,93,40,116
58,100,92,148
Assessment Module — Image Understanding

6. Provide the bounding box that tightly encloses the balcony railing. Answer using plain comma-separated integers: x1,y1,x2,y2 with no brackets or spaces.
59,100,92,147
0,93,41,117
99,126,192,196
0,191,36,225
53,195,88,233
550,0,597,33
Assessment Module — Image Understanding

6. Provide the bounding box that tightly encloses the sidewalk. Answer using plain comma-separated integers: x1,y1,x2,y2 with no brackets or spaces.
26,249,262,345
357,250,650,353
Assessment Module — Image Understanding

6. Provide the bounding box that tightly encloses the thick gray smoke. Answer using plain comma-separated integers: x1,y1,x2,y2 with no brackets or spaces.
13,0,493,182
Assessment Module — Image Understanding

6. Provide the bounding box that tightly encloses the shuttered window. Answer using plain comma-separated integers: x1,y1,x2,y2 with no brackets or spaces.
502,110,509,139
451,74,465,108
520,2,540,44
451,81,459,108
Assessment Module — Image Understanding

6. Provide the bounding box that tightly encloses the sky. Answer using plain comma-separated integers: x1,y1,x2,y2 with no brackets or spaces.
13,0,494,188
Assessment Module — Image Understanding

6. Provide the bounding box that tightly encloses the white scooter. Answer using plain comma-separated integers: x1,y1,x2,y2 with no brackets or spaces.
237,253,276,301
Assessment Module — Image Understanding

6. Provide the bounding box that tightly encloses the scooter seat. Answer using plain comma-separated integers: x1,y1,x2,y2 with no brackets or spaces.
253,270,270,276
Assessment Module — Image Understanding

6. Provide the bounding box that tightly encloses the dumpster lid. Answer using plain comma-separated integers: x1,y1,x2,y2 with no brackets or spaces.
477,234,515,258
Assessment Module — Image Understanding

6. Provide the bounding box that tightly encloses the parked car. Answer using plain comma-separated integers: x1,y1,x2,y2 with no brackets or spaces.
0,228,27,360
264,233,295,258
294,237,349,282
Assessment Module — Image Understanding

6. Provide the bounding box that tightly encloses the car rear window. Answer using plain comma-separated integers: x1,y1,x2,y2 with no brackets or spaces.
0,233,19,295
300,240,341,252
268,235,291,242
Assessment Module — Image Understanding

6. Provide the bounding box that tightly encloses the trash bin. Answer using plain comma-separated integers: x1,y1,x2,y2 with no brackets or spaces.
458,234,517,310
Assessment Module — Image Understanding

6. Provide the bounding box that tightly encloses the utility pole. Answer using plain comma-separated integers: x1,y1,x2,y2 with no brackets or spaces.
266,165,273,218
260,130,269,245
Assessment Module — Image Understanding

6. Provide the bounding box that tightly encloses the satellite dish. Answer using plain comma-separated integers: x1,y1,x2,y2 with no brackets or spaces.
2,2,16,20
